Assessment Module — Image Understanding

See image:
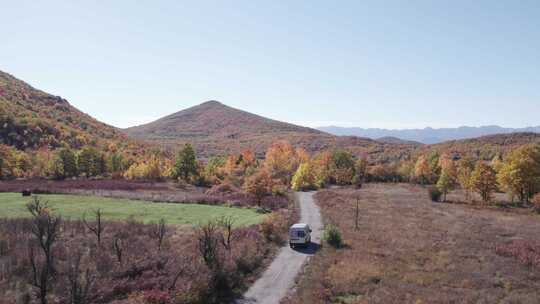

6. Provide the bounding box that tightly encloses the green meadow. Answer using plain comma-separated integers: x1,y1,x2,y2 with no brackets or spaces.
0,193,264,227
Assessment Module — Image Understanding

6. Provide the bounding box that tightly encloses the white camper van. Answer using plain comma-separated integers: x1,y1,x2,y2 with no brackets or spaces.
289,223,312,248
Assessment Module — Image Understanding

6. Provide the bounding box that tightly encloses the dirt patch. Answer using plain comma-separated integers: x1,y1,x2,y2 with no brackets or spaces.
283,183,540,304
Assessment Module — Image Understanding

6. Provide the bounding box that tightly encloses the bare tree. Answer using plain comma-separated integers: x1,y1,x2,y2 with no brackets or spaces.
83,209,105,246
113,238,123,264
197,221,221,270
66,251,95,304
151,219,167,252
218,216,235,251
27,197,61,304
355,197,360,230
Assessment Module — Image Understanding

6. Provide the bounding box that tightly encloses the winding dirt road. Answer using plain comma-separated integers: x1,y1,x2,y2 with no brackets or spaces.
237,192,322,304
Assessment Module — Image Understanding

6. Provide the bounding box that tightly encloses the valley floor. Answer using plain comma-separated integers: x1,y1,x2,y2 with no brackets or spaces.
283,184,540,304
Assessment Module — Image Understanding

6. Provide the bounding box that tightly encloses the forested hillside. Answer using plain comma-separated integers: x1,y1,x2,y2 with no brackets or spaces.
0,71,126,149
0,70,151,179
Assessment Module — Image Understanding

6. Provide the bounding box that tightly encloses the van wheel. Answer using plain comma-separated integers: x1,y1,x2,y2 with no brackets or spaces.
290,243,294,249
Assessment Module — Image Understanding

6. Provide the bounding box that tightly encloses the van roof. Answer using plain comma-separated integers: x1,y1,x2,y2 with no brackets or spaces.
290,223,309,229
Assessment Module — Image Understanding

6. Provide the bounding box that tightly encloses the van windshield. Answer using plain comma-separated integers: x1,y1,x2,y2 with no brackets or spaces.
296,231,305,238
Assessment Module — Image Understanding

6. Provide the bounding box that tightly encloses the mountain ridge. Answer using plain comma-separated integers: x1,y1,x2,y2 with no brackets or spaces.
319,125,540,144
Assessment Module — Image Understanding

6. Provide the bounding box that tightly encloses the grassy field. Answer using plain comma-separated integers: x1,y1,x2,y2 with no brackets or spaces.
0,192,264,226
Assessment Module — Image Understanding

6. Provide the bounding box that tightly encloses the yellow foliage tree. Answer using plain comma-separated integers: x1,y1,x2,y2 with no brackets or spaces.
263,141,300,186
471,162,498,204
291,162,317,191
497,145,540,203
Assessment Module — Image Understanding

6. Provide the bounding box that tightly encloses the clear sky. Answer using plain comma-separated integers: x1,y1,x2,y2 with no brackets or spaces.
2,1,539,129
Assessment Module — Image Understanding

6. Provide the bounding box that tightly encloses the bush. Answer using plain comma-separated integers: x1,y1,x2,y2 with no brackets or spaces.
259,213,286,244
495,240,540,270
324,224,343,248
428,186,442,202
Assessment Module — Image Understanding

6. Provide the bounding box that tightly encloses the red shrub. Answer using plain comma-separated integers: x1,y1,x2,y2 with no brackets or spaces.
142,290,172,304
495,240,540,269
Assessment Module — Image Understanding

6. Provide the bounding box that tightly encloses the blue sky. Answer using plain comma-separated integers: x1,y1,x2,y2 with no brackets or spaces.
2,1,539,129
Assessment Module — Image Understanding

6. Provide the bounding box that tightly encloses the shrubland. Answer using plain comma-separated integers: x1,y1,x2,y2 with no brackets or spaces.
0,197,297,304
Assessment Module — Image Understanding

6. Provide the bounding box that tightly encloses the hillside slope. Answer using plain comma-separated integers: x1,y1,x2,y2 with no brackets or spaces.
426,132,540,160
0,70,129,151
125,101,419,160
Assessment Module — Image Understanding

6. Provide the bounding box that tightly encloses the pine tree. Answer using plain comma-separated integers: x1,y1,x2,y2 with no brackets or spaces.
58,148,78,178
173,144,198,182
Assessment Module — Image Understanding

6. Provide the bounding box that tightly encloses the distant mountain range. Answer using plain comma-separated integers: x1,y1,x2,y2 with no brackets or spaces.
318,126,540,144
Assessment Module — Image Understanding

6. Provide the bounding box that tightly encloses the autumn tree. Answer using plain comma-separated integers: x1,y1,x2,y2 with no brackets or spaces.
107,153,125,178
291,162,316,191
173,144,198,182
123,154,163,180
457,156,475,201
491,154,504,173
353,157,368,186
330,150,356,185
311,151,332,188
204,156,226,185
295,148,310,165
471,162,498,204
263,141,299,186
437,170,455,202
244,169,273,206
438,154,457,181
240,149,257,170
497,145,540,204
414,155,432,184
435,154,458,201
397,160,415,182
0,145,16,179
14,152,32,178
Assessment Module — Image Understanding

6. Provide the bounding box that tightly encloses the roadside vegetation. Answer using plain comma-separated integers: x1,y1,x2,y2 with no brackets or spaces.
284,184,540,303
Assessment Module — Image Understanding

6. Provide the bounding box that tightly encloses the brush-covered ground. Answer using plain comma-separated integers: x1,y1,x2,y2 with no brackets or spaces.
284,184,540,304
0,193,265,226
0,194,298,304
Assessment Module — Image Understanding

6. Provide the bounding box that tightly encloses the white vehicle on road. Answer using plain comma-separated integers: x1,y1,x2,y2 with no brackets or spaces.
289,223,312,248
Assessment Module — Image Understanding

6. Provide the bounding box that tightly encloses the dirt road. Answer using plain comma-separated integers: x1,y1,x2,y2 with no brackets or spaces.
237,192,322,304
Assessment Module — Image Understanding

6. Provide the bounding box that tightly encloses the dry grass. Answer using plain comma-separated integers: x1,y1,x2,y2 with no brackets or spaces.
284,184,540,304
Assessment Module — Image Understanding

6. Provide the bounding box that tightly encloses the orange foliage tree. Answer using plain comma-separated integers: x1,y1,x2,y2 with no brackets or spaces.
263,141,300,186
244,169,274,206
